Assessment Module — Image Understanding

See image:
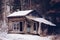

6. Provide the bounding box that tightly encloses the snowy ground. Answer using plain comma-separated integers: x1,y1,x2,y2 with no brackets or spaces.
0,32,56,40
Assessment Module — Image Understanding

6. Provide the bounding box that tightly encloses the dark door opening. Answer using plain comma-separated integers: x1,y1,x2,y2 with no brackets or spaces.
33,22,39,34
20,22,23,31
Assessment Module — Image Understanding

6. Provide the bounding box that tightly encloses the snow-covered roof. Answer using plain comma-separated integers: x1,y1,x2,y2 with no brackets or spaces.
7,10,33,17
26,16,56,26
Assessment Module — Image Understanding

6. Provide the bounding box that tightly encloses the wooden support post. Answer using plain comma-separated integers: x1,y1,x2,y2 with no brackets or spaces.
38,22,42,36
36,22,38,34
23,21,27,33
30,21,33,34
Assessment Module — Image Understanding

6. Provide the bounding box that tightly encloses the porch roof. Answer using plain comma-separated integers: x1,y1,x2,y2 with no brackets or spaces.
26,16,56,26
7,10,33,17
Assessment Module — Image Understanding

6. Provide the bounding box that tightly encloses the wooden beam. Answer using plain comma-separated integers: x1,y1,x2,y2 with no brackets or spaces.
30,21,34,34
23,21,27,33
38,22,42,36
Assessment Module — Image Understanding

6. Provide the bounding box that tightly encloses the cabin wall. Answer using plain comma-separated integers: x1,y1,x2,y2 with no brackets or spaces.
8,17,42,35
8,17,25,33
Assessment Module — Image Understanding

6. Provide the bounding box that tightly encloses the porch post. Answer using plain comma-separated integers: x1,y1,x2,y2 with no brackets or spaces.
30,21,34,34
38,22,42,36
24,21,27,33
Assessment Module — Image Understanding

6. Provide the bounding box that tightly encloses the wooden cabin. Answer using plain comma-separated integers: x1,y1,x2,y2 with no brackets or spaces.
7,10,56,35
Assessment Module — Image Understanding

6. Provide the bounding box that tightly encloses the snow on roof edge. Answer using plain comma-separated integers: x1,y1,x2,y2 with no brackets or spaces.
26,16,56,26
7,10,33,17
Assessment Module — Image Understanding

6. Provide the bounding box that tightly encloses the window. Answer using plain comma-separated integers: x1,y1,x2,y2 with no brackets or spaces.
33,22,39,31
13,22,24,31
13,22,20,31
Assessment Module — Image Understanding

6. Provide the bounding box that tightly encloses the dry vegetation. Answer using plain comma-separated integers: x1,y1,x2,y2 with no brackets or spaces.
48,35,60,40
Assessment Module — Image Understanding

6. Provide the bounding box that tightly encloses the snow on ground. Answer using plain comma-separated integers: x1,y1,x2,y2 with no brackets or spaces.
0,32,54,40
0,34,52,40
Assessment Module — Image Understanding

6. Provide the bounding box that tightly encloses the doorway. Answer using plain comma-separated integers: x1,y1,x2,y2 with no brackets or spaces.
33,22,39,34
